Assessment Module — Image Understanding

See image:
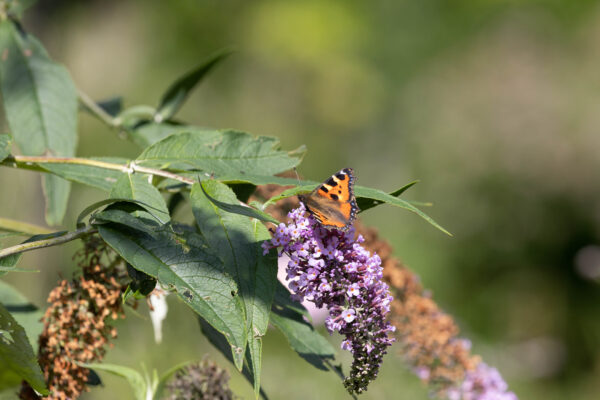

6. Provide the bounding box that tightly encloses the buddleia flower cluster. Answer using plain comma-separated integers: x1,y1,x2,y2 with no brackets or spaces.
19,237,127,400
262,203,395,394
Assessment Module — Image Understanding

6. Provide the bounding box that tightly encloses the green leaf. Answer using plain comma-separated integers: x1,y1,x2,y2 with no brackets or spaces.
0,134,10,162
136,130,305,178
0,217,52,235
156,50,231,122
122,263,157,303
153,361,195,400
76,197,162,226
198,180,279,224
95,96,123,117
127,121,190,148
81,363,146,400
0,281,43,350
198,318,269,400
0,303,48,395
0,21,77,226
110,174,170,223
354,185,451,235
263,182,451,235
3,0,38,19
270,284,336,371
41,174,70,226
39,157,127,191
356,180,419,212
191,180,278,393
96,221,247,367
0,231,66,276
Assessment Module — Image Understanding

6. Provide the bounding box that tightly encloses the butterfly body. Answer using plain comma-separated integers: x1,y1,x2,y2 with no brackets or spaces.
298,168,359,231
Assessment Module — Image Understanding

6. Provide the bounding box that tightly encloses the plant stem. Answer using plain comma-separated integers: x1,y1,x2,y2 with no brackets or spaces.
1,155,197,185
78,88,120,128
0,225,97,259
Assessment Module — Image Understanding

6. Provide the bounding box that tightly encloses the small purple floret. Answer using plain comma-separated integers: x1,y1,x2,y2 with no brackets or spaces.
445,362,518,400
263,203,395,394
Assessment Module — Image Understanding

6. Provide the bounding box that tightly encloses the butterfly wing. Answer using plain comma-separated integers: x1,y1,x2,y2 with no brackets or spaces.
299,168,358,231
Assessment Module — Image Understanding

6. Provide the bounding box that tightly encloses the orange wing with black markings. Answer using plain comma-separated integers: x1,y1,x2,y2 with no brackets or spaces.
298,168,359,231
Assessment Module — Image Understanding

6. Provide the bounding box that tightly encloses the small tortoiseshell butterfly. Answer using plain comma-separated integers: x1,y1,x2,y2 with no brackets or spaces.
298,168,359,231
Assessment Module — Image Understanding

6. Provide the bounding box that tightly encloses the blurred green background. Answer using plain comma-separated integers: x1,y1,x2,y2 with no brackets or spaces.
2,0,600,398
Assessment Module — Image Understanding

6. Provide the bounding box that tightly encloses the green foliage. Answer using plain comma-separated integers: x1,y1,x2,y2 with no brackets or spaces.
0,303,47,395
0,4,452,398
0,20,77,225
269,283,336,371
156,50,231,122
96,218,248,366
80,363,147,400
136,130,305,178
110,174,170,223
191,180,278,395
0,135,10,162
0,281,43,350
40,157,127,192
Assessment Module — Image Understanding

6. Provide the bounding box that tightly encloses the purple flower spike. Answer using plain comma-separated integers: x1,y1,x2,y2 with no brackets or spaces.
263,204,395,394
444,362,518,400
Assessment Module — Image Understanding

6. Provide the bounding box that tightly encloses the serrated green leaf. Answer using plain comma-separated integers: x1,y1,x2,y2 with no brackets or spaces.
0,281,43,350
156,50,231,122
191,180,278,392
97,221,247,367
137,130,305,178
80,363,146,400
0,21,77,225
270,284,336,371
198,180,279,224
110,174,170,223
0,303,48,395
39,157,127,191
0,134,10,162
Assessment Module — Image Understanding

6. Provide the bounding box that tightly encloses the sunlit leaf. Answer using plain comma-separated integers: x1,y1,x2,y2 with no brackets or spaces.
137,130,305,178
198,180,279,224
110,173,170,223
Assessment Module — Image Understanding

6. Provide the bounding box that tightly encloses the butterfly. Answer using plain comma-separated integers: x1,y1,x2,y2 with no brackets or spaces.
298,168,359,231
